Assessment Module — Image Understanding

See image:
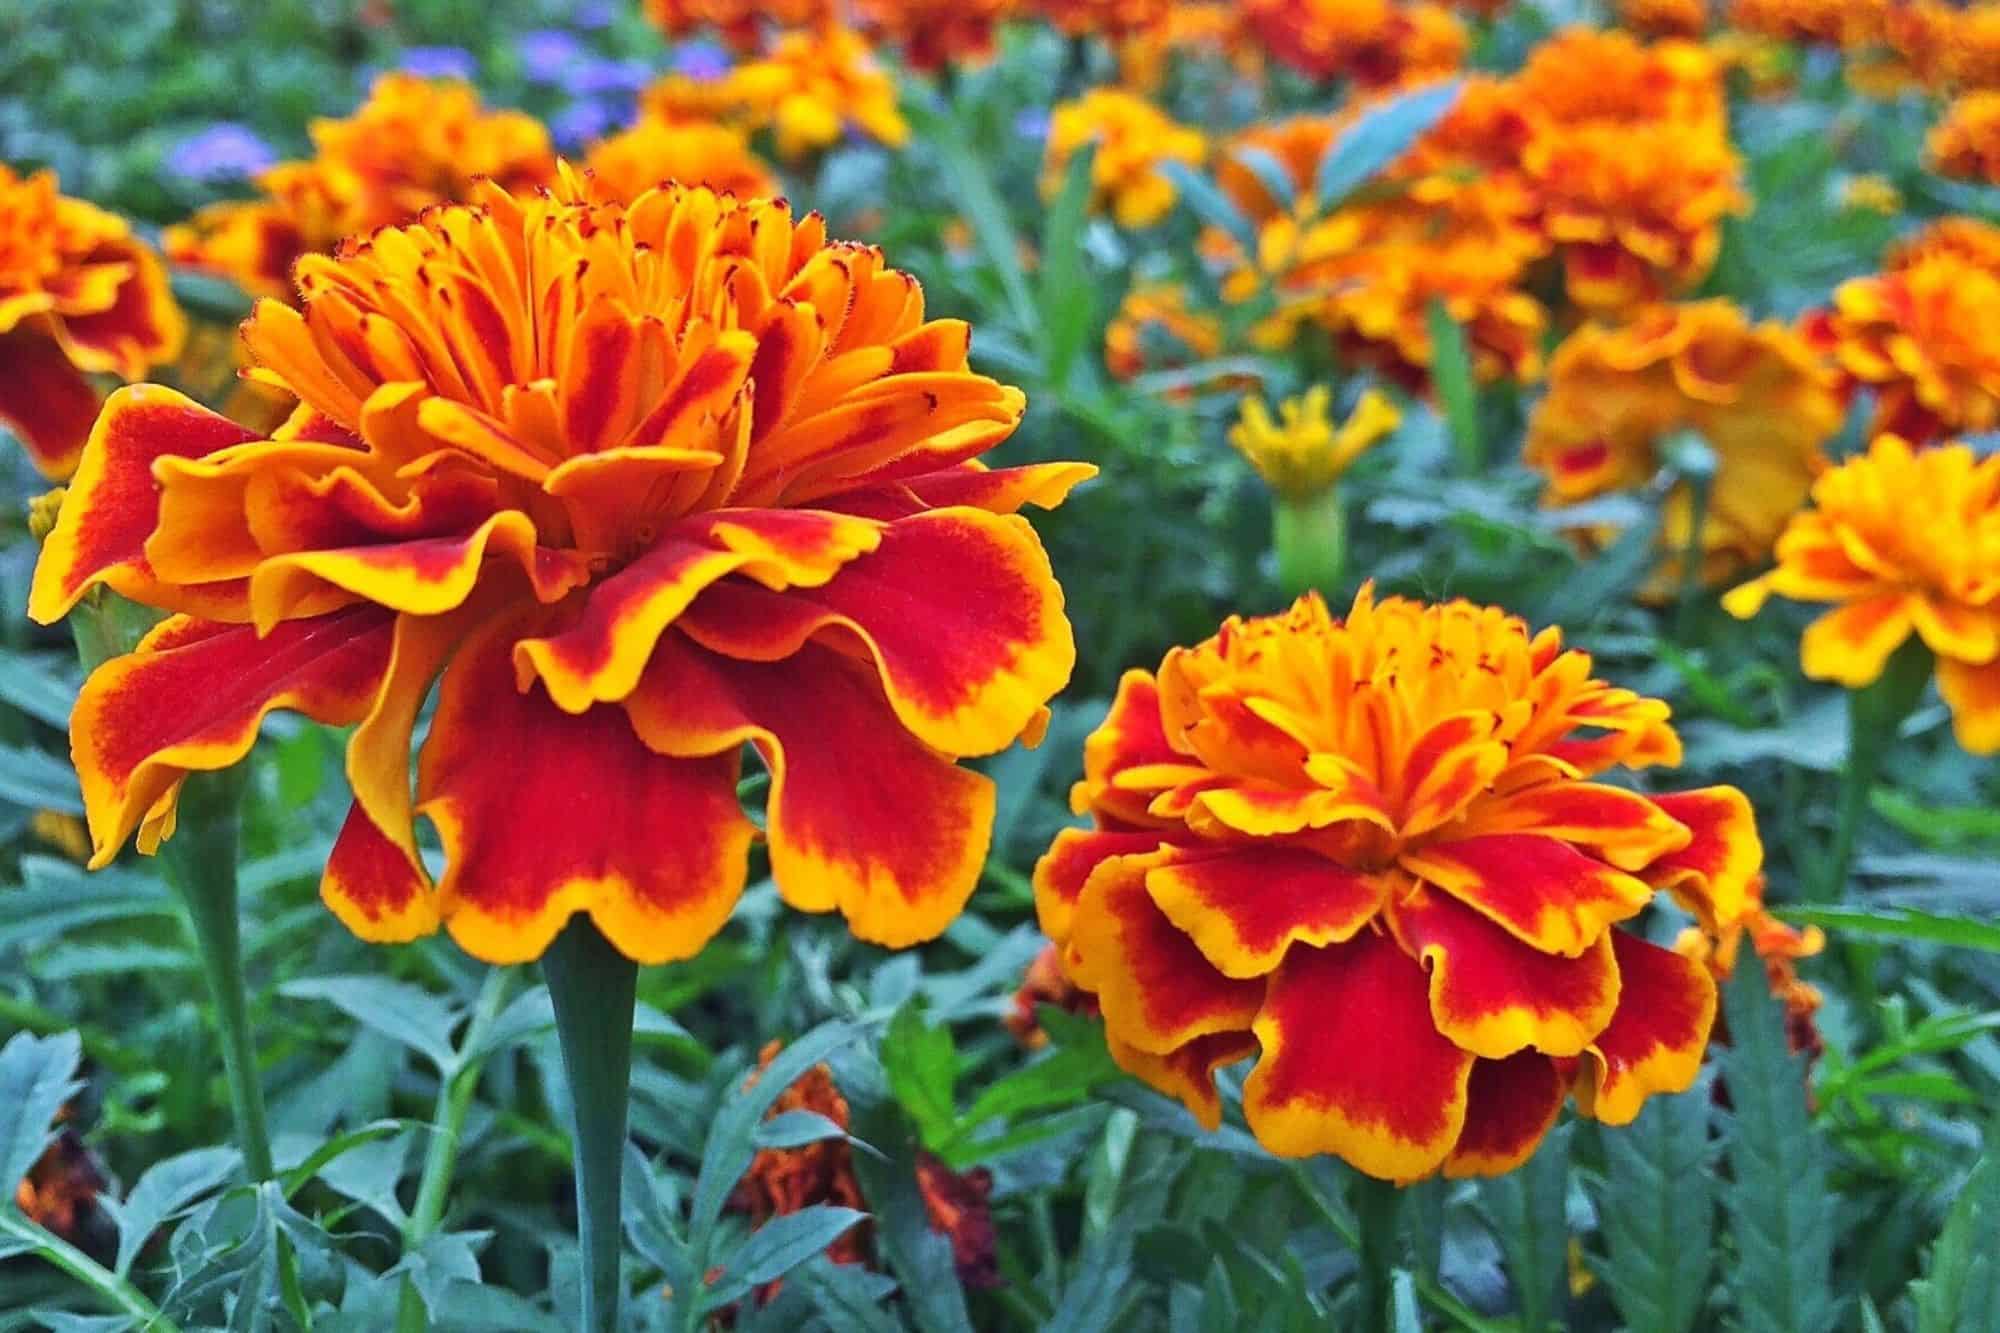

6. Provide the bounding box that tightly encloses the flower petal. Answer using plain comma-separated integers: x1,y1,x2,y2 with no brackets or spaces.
45,237,185,379
1387,884,1619,1059
1641,787,1763,933
30,385,258,623
0,327,102,478
1399,834,1654,957
625,633,993,948
1243,929,1475,1180
1936,655,2000,755
1143,845,1384,979
1071,669,1188,824
1799,593,1915,687
1443,1053,1567,1178
823,462,1098,521
1572,931,1716,1125
1909,594,1999,665
1396,712,1508,839
322,799,439,944
70,606,395,866
1107,1031,1258,1132
418,614,755,966
1459,782,1692,871
1031,827,1179,944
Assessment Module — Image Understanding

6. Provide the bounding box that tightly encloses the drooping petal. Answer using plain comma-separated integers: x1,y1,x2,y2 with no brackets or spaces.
1031,827,1179,945
1798,593,1915,687
1458,782,1692,872
676,506,1075,756
322,800,439,944
1641,787,1763,933
823,461,1098,521
1243,929,1476,1180
1066,851,1266,1055
1443,1052,1567,1178
418,615,755,966
1070,669,1190,824
1387,884,1619,1059
1398,834,1654,957
1143,845,1385,979
30,385,259,623
45,237,186,380
70,606,395,866
1107,1030,1259,1132
1572,931,1716,1125
625,633,994,948
0,327,102,478
1908,594,2000,665
1934,655,2000,756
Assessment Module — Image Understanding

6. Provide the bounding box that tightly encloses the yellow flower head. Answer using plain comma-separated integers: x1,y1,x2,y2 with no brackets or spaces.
1725,435,2000,753
1928,92,2000,186
1229,387,1400,499
582,118,780,203
722,24,910,160
1837,174,1903,215
1042,89,1206,229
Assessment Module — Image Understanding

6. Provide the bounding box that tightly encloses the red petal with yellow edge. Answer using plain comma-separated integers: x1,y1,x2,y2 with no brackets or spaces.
29,384,259,623
322,800,438,944
821,462,1097,521
1460,782,1692,872
1108,1031,1258,1132
1396,712,1507,839
1189,779,1394,840
676,507,1074,757
1443,1053,1567,1178
418,616,755,966
1399,834,1654,958
1243,930,1475,1179
1573,932,1716,1125
1073,669,1185,824
1642,787,1763,933
625,633,993,949
1387,884,1619,1059
71,606,395,867
1067,851,1265,1055
47,238,185,379
1799,593,1915,687
1143,845,1384,980
1936,656,2000,755
0,328,102,478
1031,828,1180,945
514,508,882,713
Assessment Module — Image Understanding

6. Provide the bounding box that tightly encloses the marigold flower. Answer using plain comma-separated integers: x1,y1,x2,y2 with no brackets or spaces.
1619,0,1707,38
32,174,1088,965
643,0,834,53
1118,3,1260,91
1230,387,1399,501
1928,92,2000,186
166,76,557,300
1031,0,1171,40
1041,89,1205,229
723,25,911,160
1241,0,1467,88
1036,588,1762,1179
582,118,780,203
1725,435,2000,754
1676,885,1824,1066
1103,281,1224,384
1525,301,1840,585
857,0,1014,72
0,164,184,477
13,1128,105,1245
1007,940,1099,1047
1803,222,2000,444
1726,0,1884,46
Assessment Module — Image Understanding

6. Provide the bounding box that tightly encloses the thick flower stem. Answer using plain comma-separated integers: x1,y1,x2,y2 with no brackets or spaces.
1349,1173,1404,1333
543,917,638,1333
158,766,273,1182
1273,489,1346,598
1818,637,1932,903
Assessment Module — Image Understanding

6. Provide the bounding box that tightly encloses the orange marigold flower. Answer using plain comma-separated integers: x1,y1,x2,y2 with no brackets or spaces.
1042,89,1206,229
1007,940,1100,1047
166,76,557,300
644,0,834,53
1803,221,2000,444
723,25,911,160
1525,301,1840,586
1620,0,1709,39
1676,883,1825,1066
31,174,1089,965
14,1128,106,1246
1036,587,1763,1180
0,164,185,477
582,118,780,203
857,0,1014,72
1725,435,2000,754
1118,2,1260,91
1928,92,2000,186
913,1152,1000,1289
1241,0,1467,88
1726,0,1885,47
1031,0,1172,40
1103,281,1224,383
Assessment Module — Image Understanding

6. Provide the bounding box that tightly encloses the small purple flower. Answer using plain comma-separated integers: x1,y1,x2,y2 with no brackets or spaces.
398,45,478,81
1014,109,1051,142
165,123,278,183
518,28,587,85
573,0,616,29
562,55,654,98
550,99,618,152
671,41,731,83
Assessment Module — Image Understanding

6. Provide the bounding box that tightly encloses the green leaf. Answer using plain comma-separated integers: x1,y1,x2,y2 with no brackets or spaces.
1777,905,2000,955
881,1003,957,1149
1227,144,1297,215
850,1099,974,1333
1911,1133,2000,1333
102,1145,240,1278
280,975,460,1072
907,103,1037,335
0,1031,82,1202
1158,160,1258,259
1315,80,1462,212
1538,496,1663,629
1425,299,1480,473
1478,1122,1569,1331
623,1143,695,1306
0,650,77,728
705,1205,869,1310
1038,141,1097,389
1721,963,1841,1333
0,743,83,816
781,1256,901,1333
1594,1080,1715,1333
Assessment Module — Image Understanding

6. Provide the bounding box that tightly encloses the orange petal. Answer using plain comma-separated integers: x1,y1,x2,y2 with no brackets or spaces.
1107,1030,1258,1132
1399,834,1655,958
1909,594,1999,665
1641,787,1763,934
1459,782,1693,872
1031,827,1179,946
0,327,102,478
1243,930,1476,1180
46,236,186,379
1143,844,1385,979
322,799,439,944
1072,669,1187,823
1443,1052,1567,1178
1572,931,1716,1125
1395,712,1509,839
823,461,1098,521
1799,593,1915,687
1935,655,2000,755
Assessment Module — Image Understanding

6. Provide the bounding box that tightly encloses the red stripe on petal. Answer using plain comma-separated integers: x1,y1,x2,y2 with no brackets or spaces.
1573,931,1716,1125
1461,782,1692,871
1396,712,1506,838
1243,930,1475,1180
1399,834,1655,957
1444,1053,1566,1178
1073,669,1188,824
0,327,102,478
1642,787,1763,934
1108,1030,1258,1132
322,800,438,944
1144,845,1385,979
1031,827,1179,946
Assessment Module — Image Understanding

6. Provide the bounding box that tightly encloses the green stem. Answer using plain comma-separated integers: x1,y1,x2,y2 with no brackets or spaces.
1350,1173,1404,1333
543,917,638,1333
158,766,272,1182
0,1210,182,1332
1273,490,1347,598
1293,1164,1502,1333
1673,471,1712,642
1818,636,1932,903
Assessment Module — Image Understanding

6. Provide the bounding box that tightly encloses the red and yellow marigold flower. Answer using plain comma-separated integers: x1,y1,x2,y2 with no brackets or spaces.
1117,3,1261,92
0,164,184,477
857,0,1015,72
1676,882,1825,1066
1525,301,1840,586
1727,0,1884,47
1241,0,1467,88
582,118,780,203
1229,386,1399,500
1103,282,1224,384
32,173,1089,965
643,0,834,53
166,75,557,300
1725,435,2000,754
1041,89,1205,229
1031,0,1171,40
721,25,911,161
1928,92,2000,186
1802,219,2000,444
1619,0,1708,39
1035,588,1761,1180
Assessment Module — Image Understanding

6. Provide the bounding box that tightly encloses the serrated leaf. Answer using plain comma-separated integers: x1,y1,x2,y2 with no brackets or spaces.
851,1100,974,1333
280,975,460,1072
622,1143,695,1304
1778,905,2000,955
782,1255,901,1333
0,1030,82,1200
0,649,77,727
1158,160,1257,259
881,1003,957,1149
1315,80,1462,211
103,1145,240,1278
1911,1133,2000,1333
705,1205,869,1310
0,742,83,815
1595,1080,1715,1333
1478,1122,1569,1331
1039,141,1097,389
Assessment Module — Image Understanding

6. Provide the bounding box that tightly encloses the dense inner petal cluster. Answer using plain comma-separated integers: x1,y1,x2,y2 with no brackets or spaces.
1035,587,1761,1180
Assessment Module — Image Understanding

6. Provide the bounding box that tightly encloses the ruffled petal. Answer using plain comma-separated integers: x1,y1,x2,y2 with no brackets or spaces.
1572,932,1716,1125
1395,713,1508,839
0,327,102,478
1799,593,1915,687
1909,594,2000,665
1143,844,1385,980
1458,782,1692,872
1443,1053,1567,1179
1243,929,1476,1180
1107,1030,1258,1132
1071,669,1189,824
1031,827,1179,945
1934,655,2000,755
322,800,440,944
1399,834,1654,957
45,237,186,380
1641,787,1763,933
823,461,1098,521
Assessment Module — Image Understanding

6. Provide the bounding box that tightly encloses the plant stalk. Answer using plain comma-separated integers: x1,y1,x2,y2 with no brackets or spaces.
1350,1172,1405,1333
1273,489,1347,598
543,916,638,1333
1818,636,1932,903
